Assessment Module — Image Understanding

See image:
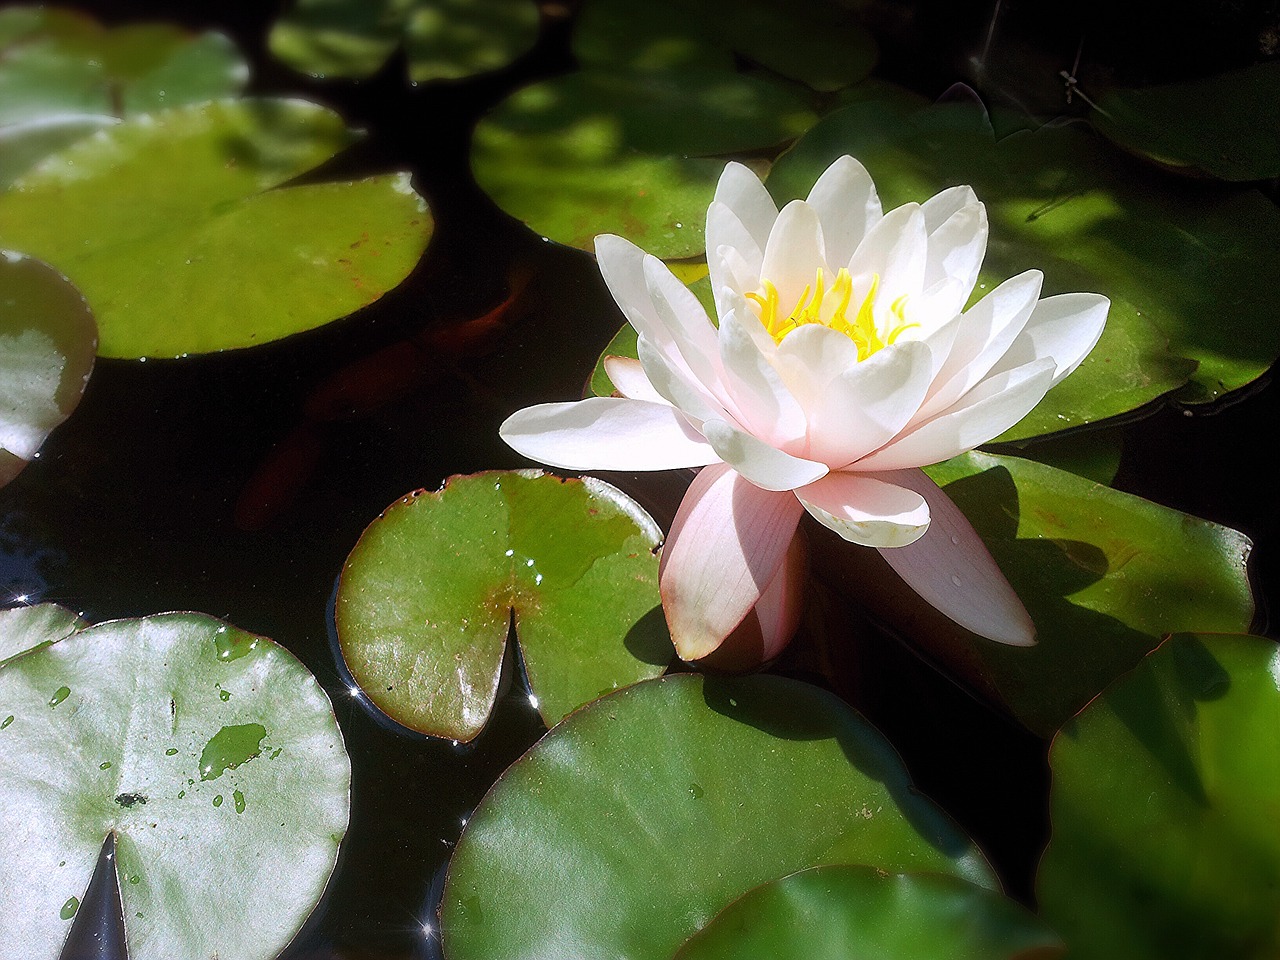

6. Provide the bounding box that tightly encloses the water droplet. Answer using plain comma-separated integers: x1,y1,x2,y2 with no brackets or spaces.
216,684,231,702
951,575,962,587
504,549,514,557
950,536,958,545
688,783,704,799
270,748,282,760
1,715,13,729
60,897,79,920
48,686,71,707
128,875,140,885
99,761,112,770
165,748,178,756
233,789,246,814
213,629,259,662
177,790,185,799
198,723,267,781
213,795,223,807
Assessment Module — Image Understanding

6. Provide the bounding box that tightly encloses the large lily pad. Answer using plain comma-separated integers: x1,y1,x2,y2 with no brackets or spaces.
471,68,815,257
440,673,994,960
269,0,540,83
769,95,1280,408
0,98,432,358
810,451,1253,736
0,612,351,960
0,602,82,668
674,865,1062,960
1038,632,1280,959
1091,63,1280,181
336,470,671,742
0,252,96,486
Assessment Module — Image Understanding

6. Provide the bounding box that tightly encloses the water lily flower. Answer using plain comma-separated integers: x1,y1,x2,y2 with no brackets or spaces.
501,157,1108,663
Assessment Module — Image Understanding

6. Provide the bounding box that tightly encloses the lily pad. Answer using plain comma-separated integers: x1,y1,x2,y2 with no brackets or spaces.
0,612,351,960
269,0,540,83
770,95,1280,408
0,602,82,668
440,673,994,960
1091,63,1280,181
810,451,1254,736
471,68,814,257
1038,633,1280,959
674,865,1063,960
0,252,96,485
0,98,432,358
336,470,671,742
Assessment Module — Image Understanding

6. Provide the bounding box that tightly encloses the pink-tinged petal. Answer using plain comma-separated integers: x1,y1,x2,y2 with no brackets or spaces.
660,463,804,660
712,162,778,252
642,254,723,389
500,397,719,471
702,418,828,491
875,468,1034,646
988,292,1110,387
760,200,826,310
916,269,1043,421
718,308,806,443
796,470,930,547
603,356,667,404
707,201,764,303
858,356,1055,470
636,335,724,424
773,322,863,406
805,155,881,270
920,189,987,302
847,202,927,299
807,340,934,468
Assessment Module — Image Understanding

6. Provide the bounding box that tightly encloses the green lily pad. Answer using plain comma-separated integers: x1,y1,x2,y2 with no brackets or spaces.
336,470,671,742
472,68,815,257
0,602,82,668
674,865,1063,960
440,673,995,960
770,95,1280,409
0,612,351,960
1038,632,1280,959
0,98,432,358
999,425,1124,487
0,252,96,485
269,0,539,83
1091,63,1280,181
0,115,117,190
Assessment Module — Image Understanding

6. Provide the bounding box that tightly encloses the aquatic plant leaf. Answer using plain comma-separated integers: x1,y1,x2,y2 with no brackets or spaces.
0,612,351,960
1038,633,1280,959
439,673,995,960
674,865,1062,960
471,68,816,257
269,0,540,83
0,602,82,668
1091,63,1280,181
0,253,96,486
336,470,670,742
810,451,1253,736
770,94,1280,410
0,98,432,358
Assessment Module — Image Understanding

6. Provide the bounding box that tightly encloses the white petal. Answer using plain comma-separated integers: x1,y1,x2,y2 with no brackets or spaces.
707,201,764,306
796,471,930,547
760,200,826,310
773,322,863,406
921,191,987,303
712,162,778,252
858,357,1055,470
920,184,976,232
595,234,667,345
500,398,719,471
988,292,1110,387
807,340,935,468
642,254,725,397
636,335,724,424
702,419,828,491
875,468,1034,646
847,202,927,299
602,355,667,404
805,155,881,270
718,308,806,444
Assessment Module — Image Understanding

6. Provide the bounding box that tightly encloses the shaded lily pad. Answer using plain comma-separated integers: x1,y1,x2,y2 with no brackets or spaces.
0,602,82,668
1038,633,1280,959
0,252,96,486
472,69,815,257
440,673,994,960
336,470,671,742
1091,63,1280,181
770,95,1280,408
0,612,351,960
674,865,1063,960
0,98,432,358
810,451,1254,736
269,0,540,83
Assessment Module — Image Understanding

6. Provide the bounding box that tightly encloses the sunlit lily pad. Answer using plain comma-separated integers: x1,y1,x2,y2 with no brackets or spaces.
810,451,1253,736
0,252,96,486
1038,632,1280,959
0,98,432,358
336,470,671,742
0,612,351,960
1091,63,1280,181
674,865,1062,960
269,0,540,83
440,673,994,960
471,68,815,257
0,602,82,668
770,95,1280,408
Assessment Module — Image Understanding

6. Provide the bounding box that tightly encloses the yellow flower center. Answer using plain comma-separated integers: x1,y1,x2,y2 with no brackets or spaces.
745,267,917,360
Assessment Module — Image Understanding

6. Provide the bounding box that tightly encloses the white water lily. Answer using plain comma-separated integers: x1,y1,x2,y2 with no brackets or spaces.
501,157,1108,662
